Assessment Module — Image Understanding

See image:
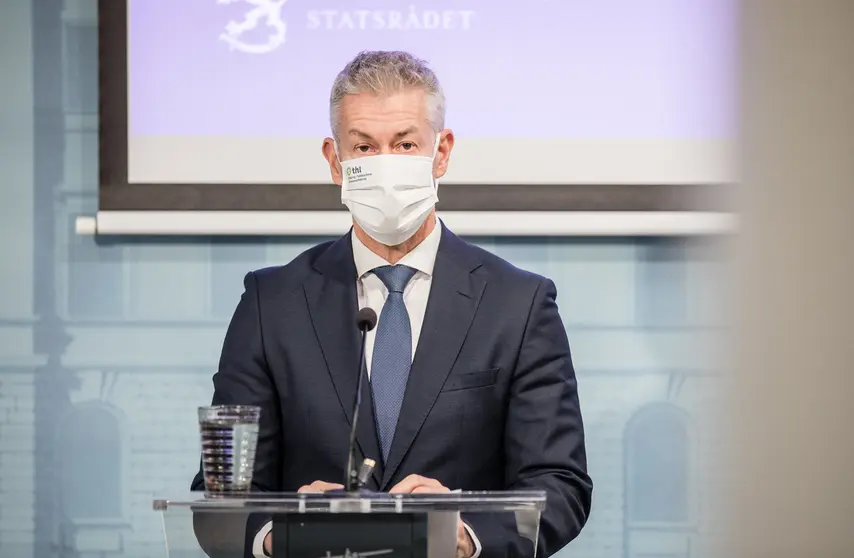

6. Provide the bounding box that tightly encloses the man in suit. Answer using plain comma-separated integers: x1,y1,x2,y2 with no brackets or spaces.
193,50,592,558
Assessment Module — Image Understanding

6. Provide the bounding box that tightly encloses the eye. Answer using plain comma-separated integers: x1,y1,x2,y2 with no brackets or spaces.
355,144,373,153
399,142,416,152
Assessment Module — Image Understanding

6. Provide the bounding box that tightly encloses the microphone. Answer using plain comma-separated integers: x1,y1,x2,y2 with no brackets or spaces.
346,307,378,492
356,307,378,331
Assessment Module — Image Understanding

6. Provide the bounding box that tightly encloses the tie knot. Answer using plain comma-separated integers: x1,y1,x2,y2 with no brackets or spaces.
372,265,418,293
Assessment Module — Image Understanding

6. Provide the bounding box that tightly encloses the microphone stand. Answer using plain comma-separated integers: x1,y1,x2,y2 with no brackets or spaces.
346,314,376,492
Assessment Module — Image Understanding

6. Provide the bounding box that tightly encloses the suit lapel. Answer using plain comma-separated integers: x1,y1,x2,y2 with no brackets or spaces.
304,233,384,487
381,228,486,488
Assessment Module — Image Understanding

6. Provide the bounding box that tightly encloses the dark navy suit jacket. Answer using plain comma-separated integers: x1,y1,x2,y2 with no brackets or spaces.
192,226,592,557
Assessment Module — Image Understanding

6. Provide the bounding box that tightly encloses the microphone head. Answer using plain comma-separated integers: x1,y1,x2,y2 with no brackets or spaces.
356,307,378,332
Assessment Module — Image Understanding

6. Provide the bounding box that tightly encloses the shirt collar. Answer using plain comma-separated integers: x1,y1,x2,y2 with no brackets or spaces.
352,220,442,280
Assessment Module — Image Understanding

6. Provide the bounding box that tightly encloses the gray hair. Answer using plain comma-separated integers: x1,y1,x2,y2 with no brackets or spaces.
329,51,446,138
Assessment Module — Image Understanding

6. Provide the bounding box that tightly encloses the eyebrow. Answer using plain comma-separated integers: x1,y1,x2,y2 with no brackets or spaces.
347,126,419,141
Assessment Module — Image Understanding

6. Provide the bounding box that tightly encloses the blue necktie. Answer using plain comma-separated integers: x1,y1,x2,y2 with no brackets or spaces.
370,264,418,462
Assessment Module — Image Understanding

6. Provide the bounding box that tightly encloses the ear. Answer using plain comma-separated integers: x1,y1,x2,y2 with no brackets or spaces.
433,129,455,180
322,137,343,185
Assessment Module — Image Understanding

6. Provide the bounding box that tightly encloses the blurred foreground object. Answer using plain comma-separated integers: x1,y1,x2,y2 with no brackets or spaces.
733,1,854,557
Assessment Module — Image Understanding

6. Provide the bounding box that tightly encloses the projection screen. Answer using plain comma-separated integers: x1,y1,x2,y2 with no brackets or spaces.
93,0,737,235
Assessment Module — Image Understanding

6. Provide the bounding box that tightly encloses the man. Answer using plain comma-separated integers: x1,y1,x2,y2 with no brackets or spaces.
192,50,592,558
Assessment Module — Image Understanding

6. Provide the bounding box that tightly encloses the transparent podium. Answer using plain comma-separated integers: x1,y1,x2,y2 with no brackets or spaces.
153,491,546,558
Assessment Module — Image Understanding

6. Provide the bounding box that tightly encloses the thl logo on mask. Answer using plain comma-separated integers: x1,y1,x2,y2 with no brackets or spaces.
345,165,369,182
339,136,440,246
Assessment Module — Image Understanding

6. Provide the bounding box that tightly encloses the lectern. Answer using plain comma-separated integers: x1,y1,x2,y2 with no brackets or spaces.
153,491,546,558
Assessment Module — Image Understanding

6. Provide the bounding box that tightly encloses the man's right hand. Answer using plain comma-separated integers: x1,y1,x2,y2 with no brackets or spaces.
263,481,344,556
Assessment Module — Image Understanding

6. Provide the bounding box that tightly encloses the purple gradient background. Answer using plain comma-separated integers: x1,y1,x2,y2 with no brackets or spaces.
129,0,737,138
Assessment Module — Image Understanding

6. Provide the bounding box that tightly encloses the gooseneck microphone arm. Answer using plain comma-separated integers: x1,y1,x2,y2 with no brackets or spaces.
346,307,378,492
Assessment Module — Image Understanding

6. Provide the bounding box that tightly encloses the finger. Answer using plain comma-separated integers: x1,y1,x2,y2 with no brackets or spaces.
411,485,451,494
456,521,474,558
390,474,445,494
389,474,424,494
298,481,344,493
313,481,344,491
263,533,273,555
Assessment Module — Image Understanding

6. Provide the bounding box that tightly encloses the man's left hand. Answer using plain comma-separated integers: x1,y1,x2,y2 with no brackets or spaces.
390,475,476,558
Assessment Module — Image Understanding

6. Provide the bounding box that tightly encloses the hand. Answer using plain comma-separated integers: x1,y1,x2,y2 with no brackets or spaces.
297,480,344,493
455,520,476,558
390,475,476,558
263,481,344,555
389,474,450,495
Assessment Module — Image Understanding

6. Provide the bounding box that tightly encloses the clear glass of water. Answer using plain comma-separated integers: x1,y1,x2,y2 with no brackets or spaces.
198,405,261,496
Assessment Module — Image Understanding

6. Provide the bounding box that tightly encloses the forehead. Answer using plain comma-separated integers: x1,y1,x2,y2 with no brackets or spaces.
338,89,431,138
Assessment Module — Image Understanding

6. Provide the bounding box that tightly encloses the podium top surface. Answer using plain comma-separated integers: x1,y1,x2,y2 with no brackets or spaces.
153,490,547,514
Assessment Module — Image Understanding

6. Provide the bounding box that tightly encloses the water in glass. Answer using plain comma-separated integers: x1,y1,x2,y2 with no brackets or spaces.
198,405,261,495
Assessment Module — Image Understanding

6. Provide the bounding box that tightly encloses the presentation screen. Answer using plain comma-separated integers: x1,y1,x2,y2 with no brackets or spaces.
124,0,736,187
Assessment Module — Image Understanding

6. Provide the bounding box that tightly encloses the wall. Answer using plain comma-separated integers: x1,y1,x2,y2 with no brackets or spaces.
0,1,726,557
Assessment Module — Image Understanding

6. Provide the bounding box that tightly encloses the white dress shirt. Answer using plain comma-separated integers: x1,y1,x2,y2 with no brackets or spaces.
353,219,441,377
253,222,481,557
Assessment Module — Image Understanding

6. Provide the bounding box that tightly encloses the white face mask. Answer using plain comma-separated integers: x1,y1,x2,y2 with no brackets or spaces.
338,135,441,247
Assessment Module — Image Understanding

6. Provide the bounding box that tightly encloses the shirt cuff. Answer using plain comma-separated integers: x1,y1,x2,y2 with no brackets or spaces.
252,520,273,558
462,521,482,558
